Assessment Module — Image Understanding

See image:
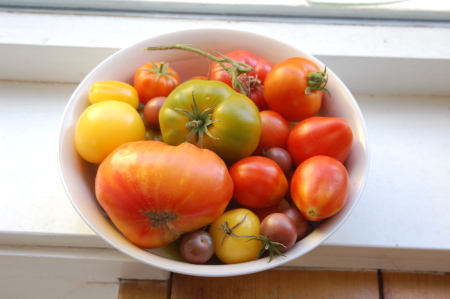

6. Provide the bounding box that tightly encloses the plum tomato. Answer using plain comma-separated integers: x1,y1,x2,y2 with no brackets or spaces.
180,230,215,264
288,116,353,166
75,101,146,164
264,147,293,177
291,155,349,221
282,207,310,241
143,96,166,130
252,110,291,156
209,209,263,264
260,213,297,253
229,156,288,209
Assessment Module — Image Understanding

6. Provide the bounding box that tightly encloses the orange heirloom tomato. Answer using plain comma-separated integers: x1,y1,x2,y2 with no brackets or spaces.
291,155,349,221
95,141,234,249
264,57,329,122
133,61,181,105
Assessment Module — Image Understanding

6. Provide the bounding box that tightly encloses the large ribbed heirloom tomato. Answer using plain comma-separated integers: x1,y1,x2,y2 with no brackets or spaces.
95,141,234,249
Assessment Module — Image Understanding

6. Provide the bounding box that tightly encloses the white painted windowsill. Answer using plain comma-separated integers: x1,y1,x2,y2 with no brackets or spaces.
1,10,449,290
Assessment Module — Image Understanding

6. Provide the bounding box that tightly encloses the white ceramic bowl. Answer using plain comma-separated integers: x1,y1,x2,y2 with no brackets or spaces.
58,29,369,277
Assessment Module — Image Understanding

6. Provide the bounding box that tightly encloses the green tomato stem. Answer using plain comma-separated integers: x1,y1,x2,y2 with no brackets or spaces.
144,44,254,94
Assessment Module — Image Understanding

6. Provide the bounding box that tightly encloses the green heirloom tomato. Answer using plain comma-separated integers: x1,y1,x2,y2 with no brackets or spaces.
159,80,262,162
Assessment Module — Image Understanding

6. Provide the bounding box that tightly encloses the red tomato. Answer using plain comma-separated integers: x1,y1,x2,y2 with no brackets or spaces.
229,156,288,209
209,50,272,110
264,57,328,122
143,96,166,130
252,110,291,156
95,141,233,249
133,61,181,105
260,213,297,253
288,116,353,166
291,155,349,221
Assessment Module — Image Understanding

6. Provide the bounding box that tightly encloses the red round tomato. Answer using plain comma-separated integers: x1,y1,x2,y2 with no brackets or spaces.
252,110,291,156
229,156,288,209
291,155,349,221
288,116,353,166
133,61,180,105
143,96,166,130
95,141,233,249
264,57,328,122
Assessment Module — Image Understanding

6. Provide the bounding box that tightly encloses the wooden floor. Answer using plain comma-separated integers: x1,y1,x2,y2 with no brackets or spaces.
118,269,450,299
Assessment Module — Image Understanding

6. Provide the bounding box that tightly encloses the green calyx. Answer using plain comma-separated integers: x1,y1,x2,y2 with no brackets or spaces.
174,92,220,148
305,66,331,96
144,61,177,81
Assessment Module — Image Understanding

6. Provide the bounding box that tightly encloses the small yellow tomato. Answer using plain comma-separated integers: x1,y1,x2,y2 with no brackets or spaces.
75,101,146,164
88,81,140,109
209,208,263,264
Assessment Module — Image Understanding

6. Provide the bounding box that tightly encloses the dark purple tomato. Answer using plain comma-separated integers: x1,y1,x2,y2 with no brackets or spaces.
282,207,310,240
264,147,293,176
260,213,297,253
180,230,215,264
143,96,166,130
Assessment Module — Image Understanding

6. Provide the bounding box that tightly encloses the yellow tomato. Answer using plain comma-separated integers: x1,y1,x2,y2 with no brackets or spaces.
75,101,146,164
209,208,263,264
88,81,140,109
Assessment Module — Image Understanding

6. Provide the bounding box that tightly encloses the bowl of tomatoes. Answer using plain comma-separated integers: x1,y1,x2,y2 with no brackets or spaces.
58,29,369,277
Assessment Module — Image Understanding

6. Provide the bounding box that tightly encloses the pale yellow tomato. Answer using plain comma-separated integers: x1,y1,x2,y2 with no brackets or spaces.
75,100,146,164
209,208,263,264
88,81,140,109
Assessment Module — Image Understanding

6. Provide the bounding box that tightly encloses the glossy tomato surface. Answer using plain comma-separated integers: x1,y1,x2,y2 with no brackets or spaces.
288,116,353,166
95,141,233,249
264,57,325,122
229,156,288,209
159,80,262,162
291,155,349,221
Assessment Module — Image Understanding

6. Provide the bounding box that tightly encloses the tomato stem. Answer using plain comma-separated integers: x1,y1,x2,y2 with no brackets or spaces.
305,66,330,96
144,44,254,94
174,91,220,148
210,213,287,263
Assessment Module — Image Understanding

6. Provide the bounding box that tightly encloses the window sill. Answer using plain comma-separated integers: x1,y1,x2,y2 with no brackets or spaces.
1,10,449,281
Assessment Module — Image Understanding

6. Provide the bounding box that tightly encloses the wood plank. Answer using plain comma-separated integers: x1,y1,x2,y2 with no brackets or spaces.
118,279,169,299
382,272,450,299
170,269,379,299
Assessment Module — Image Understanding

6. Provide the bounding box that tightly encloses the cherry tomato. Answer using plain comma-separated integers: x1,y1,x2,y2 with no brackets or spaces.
252,110,291,156
143,96,166,130
75,101,146,164
288,116,353,166
209,209,263,264
133,61,180,105
229,156,288,209
264,147,293,177
282,207,310,241
180,230,215,264
260,213,297,253
291,155,349,221
264,57,328,122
